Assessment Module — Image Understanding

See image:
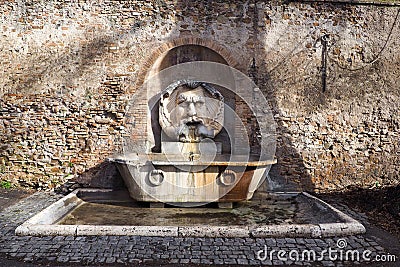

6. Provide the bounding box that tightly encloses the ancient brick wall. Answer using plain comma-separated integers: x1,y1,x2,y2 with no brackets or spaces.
0,0,399,192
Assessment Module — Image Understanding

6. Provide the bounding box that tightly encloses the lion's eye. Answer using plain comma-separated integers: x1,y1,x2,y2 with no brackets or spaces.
177,95,186,104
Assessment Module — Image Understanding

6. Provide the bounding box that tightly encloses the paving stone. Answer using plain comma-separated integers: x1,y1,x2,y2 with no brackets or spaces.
295,238,306,244
322,261,336,266
96,257,106,263
237,258,249,265
213,259,224,264
285,238,296,244
261,259,273,265
23,256,34,262
224,258,237,264
248,259,260,265
57,256,69,262
70,256,83,262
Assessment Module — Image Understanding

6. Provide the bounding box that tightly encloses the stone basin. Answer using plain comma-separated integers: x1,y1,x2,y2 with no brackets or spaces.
108,153,276,205
15,189,366,237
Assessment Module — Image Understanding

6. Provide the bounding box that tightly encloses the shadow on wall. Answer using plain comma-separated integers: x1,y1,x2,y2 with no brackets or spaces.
10,29,115,95
74,161,125,190
261,72,315,193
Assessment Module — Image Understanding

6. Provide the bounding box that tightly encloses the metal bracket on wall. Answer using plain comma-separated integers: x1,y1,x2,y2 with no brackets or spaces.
249,57,258,84
321,35,329,93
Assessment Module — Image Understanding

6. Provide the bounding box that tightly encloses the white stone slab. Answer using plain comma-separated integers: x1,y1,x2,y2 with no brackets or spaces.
77,225,179,236
15,224,77,236
251,224,322,238
178,226,250,237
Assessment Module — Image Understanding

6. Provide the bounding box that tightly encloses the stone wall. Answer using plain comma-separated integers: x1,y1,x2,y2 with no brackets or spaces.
0,0,399,192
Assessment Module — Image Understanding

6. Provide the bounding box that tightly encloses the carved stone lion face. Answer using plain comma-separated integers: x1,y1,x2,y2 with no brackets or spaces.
159,81,224,142
171,87,206,126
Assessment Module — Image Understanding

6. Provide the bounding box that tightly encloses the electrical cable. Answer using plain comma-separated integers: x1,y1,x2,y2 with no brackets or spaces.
328,8,400,71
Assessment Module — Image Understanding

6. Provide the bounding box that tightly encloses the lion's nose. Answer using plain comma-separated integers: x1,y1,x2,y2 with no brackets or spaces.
187,102,197,117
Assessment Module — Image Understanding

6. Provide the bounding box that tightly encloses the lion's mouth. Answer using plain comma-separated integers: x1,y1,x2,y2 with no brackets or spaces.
182,117,204,125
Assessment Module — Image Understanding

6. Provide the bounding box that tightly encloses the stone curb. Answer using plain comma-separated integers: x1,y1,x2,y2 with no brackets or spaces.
302,192,366,237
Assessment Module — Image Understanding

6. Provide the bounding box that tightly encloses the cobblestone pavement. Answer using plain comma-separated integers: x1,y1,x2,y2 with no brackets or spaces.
0,192,398,266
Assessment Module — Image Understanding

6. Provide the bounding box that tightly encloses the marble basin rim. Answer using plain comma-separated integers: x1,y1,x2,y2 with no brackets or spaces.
109,153,276,166
15,188,366,238
108,153,277,203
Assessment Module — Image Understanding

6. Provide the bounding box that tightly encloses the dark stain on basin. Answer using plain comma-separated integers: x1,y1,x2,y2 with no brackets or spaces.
63,195,80,207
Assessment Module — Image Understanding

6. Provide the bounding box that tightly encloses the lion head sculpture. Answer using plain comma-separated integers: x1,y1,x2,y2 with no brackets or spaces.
159,80,224,143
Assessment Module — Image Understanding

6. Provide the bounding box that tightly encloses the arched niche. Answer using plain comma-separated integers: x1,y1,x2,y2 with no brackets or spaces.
148,44,236,154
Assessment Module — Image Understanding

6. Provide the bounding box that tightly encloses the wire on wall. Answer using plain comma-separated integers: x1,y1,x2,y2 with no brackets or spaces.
328,8,400,72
